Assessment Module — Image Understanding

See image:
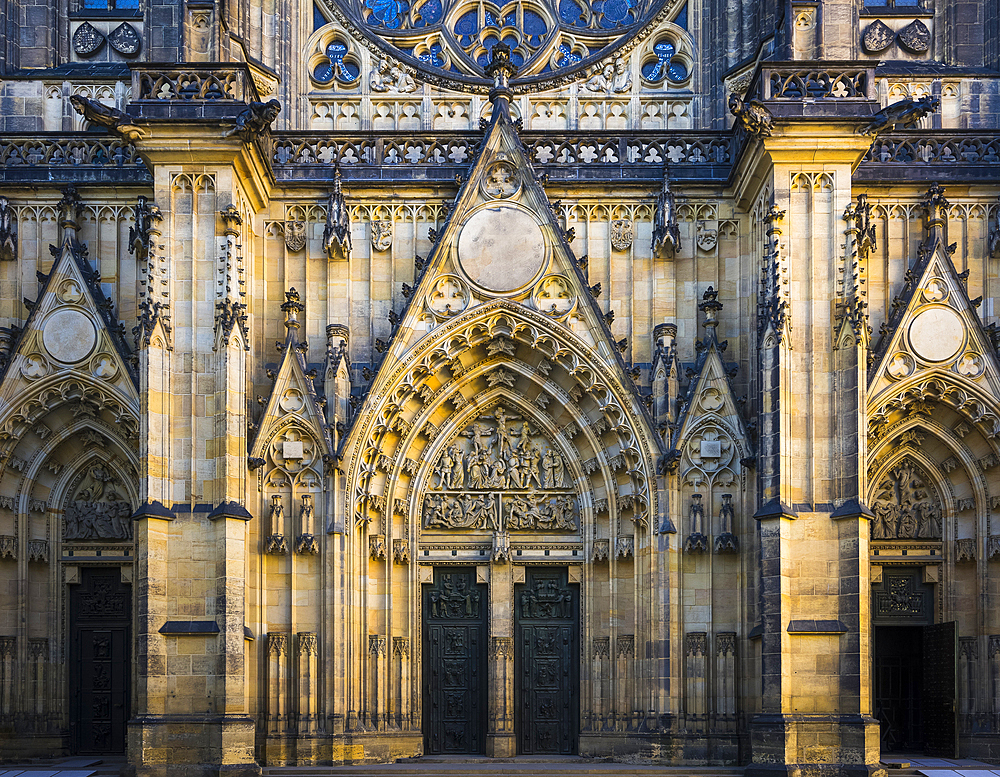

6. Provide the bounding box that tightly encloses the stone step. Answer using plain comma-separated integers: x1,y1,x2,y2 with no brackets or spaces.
264,763,744,777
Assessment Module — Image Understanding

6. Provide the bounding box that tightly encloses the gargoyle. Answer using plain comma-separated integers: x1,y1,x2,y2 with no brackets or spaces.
225,99,281,143
728,92,774,138
69,95,145,142
860,95,939,137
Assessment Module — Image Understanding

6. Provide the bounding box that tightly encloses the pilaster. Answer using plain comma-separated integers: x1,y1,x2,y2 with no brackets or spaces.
126,118,271,777
746,122,883,777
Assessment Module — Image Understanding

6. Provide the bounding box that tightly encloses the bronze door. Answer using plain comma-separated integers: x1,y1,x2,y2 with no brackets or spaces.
69,568,131,754
422,568,487,754
515,567,578,755
922,621,958,757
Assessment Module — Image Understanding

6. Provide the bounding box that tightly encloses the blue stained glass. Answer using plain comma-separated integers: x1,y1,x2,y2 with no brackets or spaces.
675,3,688,29
556,43,582,67
313,63,334,83
454,10,479,44
314,3,328,30
523,10,548,42
413,0,441,26
365,0,408,29
323,40,360,83
559,0,585,24
416,42,446,67
484,10,497,26
641,40,676,81
667,60,688,82
598,0,636,28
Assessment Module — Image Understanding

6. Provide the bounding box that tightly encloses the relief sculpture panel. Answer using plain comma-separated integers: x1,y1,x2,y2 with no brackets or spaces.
871,459,942,540
421,405,578,533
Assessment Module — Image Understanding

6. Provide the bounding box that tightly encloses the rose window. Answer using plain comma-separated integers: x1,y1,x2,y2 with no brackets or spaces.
316,0,684,86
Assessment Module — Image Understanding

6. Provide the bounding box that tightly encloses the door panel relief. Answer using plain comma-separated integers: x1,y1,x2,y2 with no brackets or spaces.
423,568,487,754
69,568,131,754
515,567,578,755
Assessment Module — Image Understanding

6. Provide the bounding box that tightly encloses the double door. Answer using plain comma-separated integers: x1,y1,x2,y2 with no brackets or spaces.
422,566,579,755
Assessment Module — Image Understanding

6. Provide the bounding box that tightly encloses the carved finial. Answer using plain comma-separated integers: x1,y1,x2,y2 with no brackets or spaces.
652,166,681,255
220,203,242,233
699,286,723,342
57,185,83,246
324,165,352,260
921,182,949,248
485,43,518,106
281,287,305,345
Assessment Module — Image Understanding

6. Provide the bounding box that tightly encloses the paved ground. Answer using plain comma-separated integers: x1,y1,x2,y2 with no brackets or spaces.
2,754,999,777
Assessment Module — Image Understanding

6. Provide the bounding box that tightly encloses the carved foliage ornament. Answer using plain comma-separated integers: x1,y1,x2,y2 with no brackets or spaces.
872,459,942,540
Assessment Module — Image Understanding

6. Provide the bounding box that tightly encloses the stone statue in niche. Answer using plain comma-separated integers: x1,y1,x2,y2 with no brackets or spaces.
422,406,577,532
0,197,17,262
64,465,132,540
872,460,942,540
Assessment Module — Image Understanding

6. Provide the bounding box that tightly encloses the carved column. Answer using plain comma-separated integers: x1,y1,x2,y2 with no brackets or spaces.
392,637,409,730
488,636,513,742
684,632,707,734
0,637,14,718
297,633,317,735
715,632,736,733
591,637,610,732
488,562,514,756
615,634,634,732
367,634,386,730
267,633,288,734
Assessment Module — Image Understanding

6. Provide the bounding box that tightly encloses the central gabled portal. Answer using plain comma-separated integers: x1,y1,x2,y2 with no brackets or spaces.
341,45,662,757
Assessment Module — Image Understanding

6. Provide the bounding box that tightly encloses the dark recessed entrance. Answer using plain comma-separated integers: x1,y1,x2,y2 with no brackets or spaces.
872,567,956,757
69,567,131,754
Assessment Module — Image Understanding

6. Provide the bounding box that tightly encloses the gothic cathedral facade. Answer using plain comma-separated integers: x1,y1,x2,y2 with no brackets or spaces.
0,0,999,774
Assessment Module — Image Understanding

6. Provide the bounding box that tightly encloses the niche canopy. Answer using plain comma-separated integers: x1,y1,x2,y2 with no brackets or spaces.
319,0,681,90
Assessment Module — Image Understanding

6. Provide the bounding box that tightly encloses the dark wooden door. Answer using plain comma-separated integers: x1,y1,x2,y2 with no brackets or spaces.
515,567,578,755
69,568,131,754
922,621,958,757
422,568,487,754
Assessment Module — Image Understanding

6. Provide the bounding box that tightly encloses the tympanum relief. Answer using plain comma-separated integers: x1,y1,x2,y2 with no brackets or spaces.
64,464,133,540
421,405,578,533
871,459,942,540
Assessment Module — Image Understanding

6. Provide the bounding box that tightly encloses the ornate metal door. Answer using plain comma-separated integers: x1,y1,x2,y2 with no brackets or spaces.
422,567,487,754
922,621,957,757
69,568,131,754
515,567,578,754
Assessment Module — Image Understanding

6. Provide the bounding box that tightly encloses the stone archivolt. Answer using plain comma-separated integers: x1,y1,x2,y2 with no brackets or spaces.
346,301,659,533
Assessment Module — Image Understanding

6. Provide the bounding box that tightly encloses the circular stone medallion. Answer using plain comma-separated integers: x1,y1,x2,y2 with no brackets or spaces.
458,205,546,293
908,307,964,362
42,308,97,364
